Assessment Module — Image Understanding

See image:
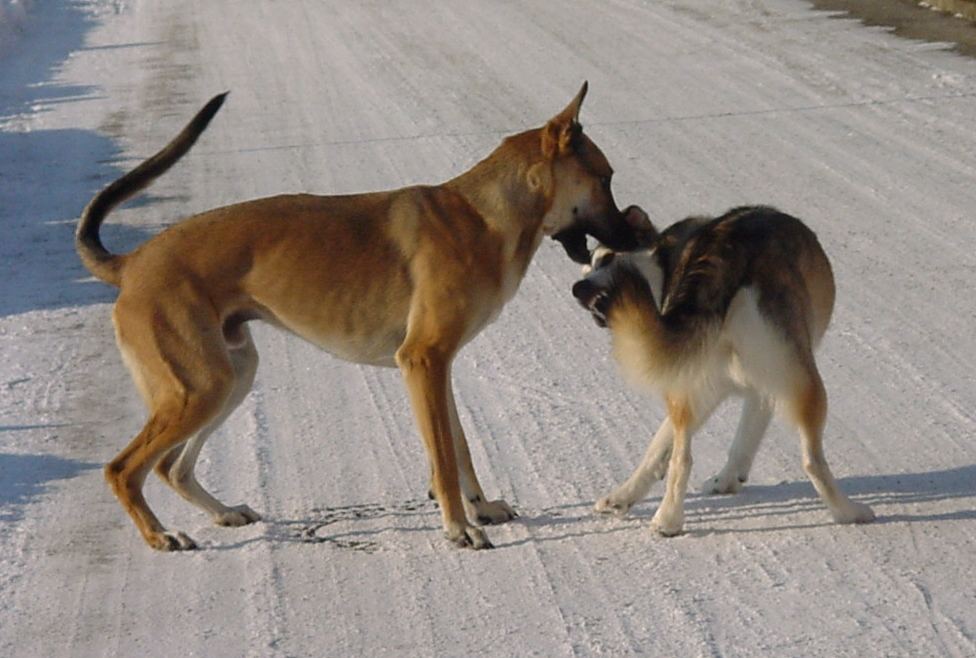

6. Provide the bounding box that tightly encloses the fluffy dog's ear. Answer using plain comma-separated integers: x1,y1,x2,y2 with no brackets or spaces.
621,205,658,247
542,81,587,158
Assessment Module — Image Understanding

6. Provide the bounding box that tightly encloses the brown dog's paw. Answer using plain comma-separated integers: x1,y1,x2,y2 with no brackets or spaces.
148,530,198,551
445,523,494,550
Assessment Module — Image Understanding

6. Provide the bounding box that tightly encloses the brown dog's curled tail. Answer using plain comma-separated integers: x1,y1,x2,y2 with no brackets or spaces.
75,92,229,286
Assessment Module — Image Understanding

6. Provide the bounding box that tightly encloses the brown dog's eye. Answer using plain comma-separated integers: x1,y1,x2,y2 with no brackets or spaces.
600,176,611,189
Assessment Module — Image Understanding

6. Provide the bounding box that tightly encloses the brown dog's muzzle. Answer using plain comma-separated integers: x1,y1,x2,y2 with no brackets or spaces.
553,204,652,264
552,225,591,264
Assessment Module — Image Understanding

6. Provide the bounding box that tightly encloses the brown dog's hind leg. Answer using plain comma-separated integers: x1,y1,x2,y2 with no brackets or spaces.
105,410,197,551
109,300,236,550
154,329,261,527
107,384,233,550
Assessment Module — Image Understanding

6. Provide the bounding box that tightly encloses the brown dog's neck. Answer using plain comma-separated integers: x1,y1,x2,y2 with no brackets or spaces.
446,129,549,239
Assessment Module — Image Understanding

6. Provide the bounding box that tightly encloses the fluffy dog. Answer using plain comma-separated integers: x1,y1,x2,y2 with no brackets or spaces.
572,206,875,535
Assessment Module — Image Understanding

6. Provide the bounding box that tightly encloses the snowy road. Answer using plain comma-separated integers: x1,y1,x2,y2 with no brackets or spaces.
2,1,975,656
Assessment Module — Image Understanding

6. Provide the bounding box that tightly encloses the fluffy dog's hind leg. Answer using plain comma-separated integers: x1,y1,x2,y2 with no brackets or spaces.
702,389,773,494
790,369,875,525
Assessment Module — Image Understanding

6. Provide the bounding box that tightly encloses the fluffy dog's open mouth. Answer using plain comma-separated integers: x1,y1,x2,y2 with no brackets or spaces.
571,278,610,327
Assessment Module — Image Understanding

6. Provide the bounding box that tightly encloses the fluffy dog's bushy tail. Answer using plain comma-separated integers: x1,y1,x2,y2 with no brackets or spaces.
599,264,719,393
75,92,228,286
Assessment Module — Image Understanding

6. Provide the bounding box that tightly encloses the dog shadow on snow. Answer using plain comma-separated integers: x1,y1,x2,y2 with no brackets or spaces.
611,464,976,538
227,464,976,552
0,450,100,524
0,2,174,319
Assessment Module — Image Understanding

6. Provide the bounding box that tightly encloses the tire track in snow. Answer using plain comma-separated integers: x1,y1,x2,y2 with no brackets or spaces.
239,382,290,656
357,365,418,499
455,367,659,655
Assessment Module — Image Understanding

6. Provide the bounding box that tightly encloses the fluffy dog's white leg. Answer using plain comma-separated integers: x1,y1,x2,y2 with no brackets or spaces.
595,416,673,516
702,389,773,494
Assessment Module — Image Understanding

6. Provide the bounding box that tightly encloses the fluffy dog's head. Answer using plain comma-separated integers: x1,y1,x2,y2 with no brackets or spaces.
572,216,662,328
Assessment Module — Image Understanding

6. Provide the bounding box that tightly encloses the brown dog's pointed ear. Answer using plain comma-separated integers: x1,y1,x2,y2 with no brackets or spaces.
562,80,588,124
542,81,588,158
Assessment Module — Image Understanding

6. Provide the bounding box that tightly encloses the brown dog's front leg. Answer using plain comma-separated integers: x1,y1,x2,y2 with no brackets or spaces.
397,344,492,549
445,378,517,525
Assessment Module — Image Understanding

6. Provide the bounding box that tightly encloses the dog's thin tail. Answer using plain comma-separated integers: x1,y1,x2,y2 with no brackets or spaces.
75,92,229,286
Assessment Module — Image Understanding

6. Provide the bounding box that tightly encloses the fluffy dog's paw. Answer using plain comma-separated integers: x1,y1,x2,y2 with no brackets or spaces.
651,508,684,537
701,472,745,495
214,504,261,527
831,501,876,525
469,498,518,526
445,523,494,550
594,494,632,516
148,530,198,551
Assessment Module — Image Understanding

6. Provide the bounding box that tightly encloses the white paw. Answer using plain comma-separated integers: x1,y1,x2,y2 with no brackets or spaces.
651,507,684,537
831,501,875,525
468,498,518,526
701,471,745,495
594,493,633,516
214,504,261,527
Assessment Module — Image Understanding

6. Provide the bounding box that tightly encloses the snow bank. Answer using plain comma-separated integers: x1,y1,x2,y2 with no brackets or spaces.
0,0,33,56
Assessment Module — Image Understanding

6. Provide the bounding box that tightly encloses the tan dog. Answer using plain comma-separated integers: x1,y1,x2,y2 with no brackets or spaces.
77,84,644,551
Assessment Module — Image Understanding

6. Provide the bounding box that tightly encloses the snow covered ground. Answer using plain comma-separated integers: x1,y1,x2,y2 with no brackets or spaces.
2,1,975,655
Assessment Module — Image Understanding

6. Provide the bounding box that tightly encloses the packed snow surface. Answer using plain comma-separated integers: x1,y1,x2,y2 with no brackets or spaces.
1,1,975,656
